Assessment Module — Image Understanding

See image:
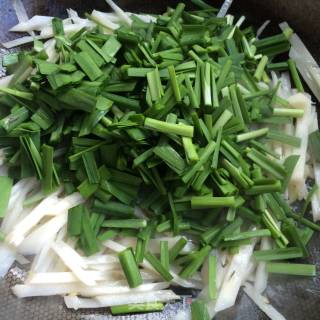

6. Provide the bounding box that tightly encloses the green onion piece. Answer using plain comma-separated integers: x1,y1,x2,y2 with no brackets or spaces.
111,303,164,315
74,52,103,81
0,87,33,100
0,176,13,218
185,74,199,108
288,59,304,92
202,62,212,108
81,208,99,255
182,141,216,183
145,251,173,281
157,220,171,233
67,205,83,237
246,181,282,195
179,245,211,279
246,148,286,180
169,237,188,262
42,144,55,194
191,196,235,209
236,128,269,143
160,240,170,270
102,219,147,229
253,247,303,262
97,229,118,242
182,137,199,163
267,130,301,147
254,55,268,81
168,65,182,102
309,130,320,162
191,300,210,320
82,151,100,184
216,59,232,92
208,255,217,300
300,184,319,217
224,229,271,241
266,262,316,277
273,108,304,118
118,248,143,288
144,117,194,137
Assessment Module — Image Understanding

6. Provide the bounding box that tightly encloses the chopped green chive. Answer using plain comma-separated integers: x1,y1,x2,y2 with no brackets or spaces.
144,117,194,137
111,303,164,315
160,240,170,270
119,248,143,288
208,255,217,300
169,237,188,262
145,251,173,281
266,262,316,277
253,247,303,262
191,299,210,320
0,176,13,218
102,219,147,229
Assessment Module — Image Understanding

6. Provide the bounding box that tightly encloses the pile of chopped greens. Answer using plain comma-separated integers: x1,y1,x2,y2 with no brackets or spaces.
0,0,320,318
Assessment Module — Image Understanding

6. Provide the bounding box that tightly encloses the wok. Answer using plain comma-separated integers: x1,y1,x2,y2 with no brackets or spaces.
0,1,319,319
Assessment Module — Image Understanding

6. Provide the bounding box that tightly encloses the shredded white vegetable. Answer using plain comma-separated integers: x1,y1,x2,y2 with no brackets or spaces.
287,93,312,201
217,0,234,18
51,241,97,286
280,22,320,102
104,0,132,26
95,289,179,307
254,237,271,294
257,20,271,39
244,283,287,320
18,211,68,255
215,241,256,312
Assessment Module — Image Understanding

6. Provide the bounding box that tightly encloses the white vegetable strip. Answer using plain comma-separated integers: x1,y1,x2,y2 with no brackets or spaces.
170,267,203,289
84,254,118,265
1,178,37,234
217,0,234,18
90,10,120,30
46,192,84,216
105,0,132,26
12,0,29,22
6,193,60,246
244,283,287,320
18,211,68,255
40,21,93,38
10,15,53,32
95,290,179,307
254,237,271,294
0,244,16,278
0,75,14,88
103,239,127,252
308,109,320,221
280,22,320,102
64,296,102,310
28,243,55,274
80,282,170,297
44,38,58,63
215,241,256,312
51,241,96,286
52,240,87,269
257,20,271,39
2,35,41,48
150,236,196,254
87,263,121,272
287,93,312,201
28,271,117,284
129,13,156,23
